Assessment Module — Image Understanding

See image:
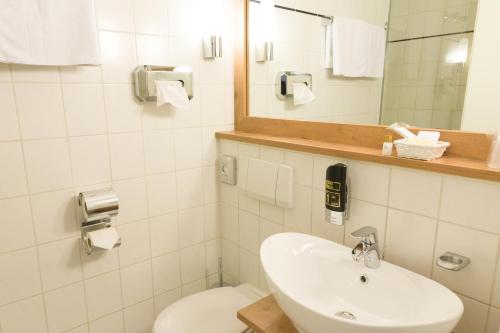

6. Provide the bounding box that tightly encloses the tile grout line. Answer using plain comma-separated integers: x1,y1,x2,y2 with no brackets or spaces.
381,167,393,258
9,65,52,333
130,1,160,319
57,67,92,329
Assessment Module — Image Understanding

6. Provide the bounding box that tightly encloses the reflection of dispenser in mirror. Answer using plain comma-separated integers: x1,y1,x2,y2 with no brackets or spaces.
325,163,349,226
79,190,121,255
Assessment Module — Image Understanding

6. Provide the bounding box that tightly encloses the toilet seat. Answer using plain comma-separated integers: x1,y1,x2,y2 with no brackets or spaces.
153,284,265,333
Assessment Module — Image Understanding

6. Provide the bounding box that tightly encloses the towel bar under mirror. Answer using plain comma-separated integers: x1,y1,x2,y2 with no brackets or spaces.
225,0,500,182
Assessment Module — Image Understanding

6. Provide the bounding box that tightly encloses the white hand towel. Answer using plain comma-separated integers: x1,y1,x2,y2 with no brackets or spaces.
324,24,334,69
155,80,190,109
332,18,386,78
0,0,100,66
293,83,315,106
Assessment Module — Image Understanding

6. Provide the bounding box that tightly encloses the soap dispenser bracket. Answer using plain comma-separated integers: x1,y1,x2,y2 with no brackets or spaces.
275,71,312,99
133,65,193,103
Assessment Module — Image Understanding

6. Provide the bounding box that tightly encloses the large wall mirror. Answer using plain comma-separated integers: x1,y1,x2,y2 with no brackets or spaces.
247,0,479,131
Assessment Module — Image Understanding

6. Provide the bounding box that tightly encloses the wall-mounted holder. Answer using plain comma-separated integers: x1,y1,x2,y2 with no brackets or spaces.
275,71,312,99
133,65,193,103
79,190,121,255
255,41,274,62
436,252,470,271
203,35,223,59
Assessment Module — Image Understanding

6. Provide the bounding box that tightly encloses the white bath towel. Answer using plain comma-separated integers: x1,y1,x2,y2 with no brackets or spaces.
323,23,333,69
0,0,100,66
328,18,386,78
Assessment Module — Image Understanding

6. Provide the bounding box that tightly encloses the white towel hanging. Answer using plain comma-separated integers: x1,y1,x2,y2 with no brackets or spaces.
0,0,101,66
323,23,334,69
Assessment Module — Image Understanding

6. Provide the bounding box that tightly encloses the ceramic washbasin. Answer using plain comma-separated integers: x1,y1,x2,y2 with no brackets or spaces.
260,233,463,333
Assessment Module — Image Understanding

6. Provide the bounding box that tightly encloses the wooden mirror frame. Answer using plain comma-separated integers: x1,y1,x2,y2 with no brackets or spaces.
216,0,500,181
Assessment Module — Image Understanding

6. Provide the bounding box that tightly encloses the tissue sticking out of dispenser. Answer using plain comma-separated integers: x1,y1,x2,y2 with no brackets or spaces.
133,65,193,103
79,190,121,255
155,80,190,108
275,71,314,103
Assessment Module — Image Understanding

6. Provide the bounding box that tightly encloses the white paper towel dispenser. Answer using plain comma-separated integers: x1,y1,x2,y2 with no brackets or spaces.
79,189,121,255
238,157,294,209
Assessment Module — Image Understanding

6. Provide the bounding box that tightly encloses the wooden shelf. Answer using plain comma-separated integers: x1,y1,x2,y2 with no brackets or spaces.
216,130,500,182
238,295,298,333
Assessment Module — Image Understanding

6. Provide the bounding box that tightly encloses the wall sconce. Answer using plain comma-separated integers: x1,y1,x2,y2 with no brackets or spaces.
203,35,222,59
254,0,275,63
255,41,274,62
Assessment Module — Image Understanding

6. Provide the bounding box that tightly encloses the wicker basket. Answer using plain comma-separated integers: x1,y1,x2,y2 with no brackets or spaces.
394,139,450,161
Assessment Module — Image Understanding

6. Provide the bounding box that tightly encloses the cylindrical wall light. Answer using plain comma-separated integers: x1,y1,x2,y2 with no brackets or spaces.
203,35,223,59
255,41,273,62
254,0,275,62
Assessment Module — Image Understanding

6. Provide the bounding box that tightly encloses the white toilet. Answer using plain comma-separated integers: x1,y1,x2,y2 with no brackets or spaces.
153,284,266,333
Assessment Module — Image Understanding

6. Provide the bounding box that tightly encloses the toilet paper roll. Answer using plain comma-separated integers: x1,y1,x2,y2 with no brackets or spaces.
87,227,120,250
155,80,190,109
293,83,316,106
80,190,118,223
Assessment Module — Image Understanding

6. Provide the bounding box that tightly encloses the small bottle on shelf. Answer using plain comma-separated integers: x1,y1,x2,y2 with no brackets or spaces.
382,135,393,156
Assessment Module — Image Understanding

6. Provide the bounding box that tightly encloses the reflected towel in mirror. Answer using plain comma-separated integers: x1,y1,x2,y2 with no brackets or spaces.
326,18,386,78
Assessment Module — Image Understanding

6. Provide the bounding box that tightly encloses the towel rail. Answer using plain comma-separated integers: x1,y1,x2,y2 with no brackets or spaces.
248,0,389,30
249,0,333,22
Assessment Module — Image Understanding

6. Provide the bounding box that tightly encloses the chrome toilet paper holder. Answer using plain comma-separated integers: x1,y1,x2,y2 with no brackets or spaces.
78,190,121,255
133,65,194,103
275,71,312,99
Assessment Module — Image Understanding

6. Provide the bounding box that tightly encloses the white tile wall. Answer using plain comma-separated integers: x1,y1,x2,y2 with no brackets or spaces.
219,138,500,333
0,1,234,332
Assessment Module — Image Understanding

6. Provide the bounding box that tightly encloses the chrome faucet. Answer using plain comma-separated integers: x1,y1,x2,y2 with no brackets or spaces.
351,226,381,269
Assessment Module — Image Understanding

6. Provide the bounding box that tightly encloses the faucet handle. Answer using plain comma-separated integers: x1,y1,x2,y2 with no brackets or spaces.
351,226,378,245
351,226,377,238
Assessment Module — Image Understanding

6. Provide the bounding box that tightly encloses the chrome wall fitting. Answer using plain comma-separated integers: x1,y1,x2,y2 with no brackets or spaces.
350,226,381,269
436,252,470,271
255,41,274,62
79,190,121,255
133,65,194,102
203,35,223,59
275,71,312,99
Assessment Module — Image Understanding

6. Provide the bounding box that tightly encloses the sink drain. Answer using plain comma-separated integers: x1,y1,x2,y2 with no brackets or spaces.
335,311,357,321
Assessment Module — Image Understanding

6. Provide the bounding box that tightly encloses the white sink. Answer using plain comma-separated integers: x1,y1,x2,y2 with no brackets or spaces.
260,233,463,333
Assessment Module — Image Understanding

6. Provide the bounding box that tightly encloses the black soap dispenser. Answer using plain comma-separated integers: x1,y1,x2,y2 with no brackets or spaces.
325,163,349,226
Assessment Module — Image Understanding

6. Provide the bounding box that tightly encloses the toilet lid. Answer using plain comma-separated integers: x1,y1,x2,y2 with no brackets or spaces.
153,286,264,333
